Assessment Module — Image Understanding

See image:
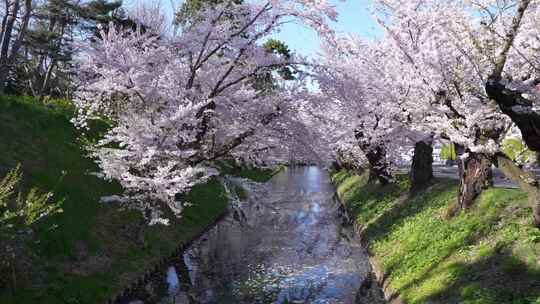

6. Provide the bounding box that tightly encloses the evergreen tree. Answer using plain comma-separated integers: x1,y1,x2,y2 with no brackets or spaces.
0,0,123,97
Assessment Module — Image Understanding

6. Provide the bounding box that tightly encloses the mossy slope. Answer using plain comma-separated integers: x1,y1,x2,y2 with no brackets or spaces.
332,169,540,304
0,96,235,303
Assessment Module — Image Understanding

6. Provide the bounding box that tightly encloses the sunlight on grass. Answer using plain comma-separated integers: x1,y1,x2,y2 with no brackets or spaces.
332,170,540,304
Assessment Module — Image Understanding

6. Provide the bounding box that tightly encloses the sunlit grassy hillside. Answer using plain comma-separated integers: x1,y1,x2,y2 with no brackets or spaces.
333,170,540,304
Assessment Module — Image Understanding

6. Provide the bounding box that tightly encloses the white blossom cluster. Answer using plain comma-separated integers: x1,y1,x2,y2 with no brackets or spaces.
301,0,540,173
73,0,337,224
74,0,540,222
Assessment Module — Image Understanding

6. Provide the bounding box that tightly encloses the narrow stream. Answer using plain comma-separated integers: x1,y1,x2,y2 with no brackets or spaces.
162,166,376,304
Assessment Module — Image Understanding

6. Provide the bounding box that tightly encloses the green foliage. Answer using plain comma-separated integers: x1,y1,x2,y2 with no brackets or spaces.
0,94,115,257
0,164,63,298
79,0,123,24
332,170,540,304
11,0,123,97
216,159,283,183
440,143,457,161
0,166,20,208
333,170,410,227
231,184,248,200
0,164,63,230
501,137,537,165
263,39,296,80
235,167,281,182
176,0,243,26
215,159,239,176
175,0,295,93
176,178,228,224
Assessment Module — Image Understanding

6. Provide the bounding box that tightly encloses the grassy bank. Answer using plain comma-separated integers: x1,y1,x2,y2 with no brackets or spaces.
0,95,275,303
332,169,540,304
216,159,284,182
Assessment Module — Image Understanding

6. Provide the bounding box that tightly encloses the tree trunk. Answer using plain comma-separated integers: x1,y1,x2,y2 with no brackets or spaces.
0,0,18,60
0,0,20,92
355,128,392,185
410,138,434,193
38,59,57,100
0,0,9,43
486,79,540,152
485,0,539,153
496,154,540,228
6,0,31,65
38,18,64,100
364,145,392,185
0,64,8,92
0,0,31,93
331,161,342,172
456,152,493,210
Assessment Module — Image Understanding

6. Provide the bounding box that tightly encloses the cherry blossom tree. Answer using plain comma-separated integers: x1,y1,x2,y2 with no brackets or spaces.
371,0,540,224
73,0,337,224
480,0,540,227
483,0,540,152
73,0,540,228
371,0,513,210
309,35,429,186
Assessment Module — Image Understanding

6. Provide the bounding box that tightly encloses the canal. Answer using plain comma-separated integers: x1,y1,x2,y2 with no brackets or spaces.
162,166,380,304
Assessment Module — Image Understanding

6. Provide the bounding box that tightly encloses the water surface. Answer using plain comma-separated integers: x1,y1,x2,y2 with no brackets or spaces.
166,166,371,304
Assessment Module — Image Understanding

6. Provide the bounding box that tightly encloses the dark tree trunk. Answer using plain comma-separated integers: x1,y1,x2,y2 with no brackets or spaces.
410,138,434,193
456,152,493,210
38,59,56,101
364,145,392,185
331,161,342,172
0,0,20,92
0,2,8,45
486,78,540,152
355,129,392,185
7,0,31,64
0,0,31,93
496,154,540,228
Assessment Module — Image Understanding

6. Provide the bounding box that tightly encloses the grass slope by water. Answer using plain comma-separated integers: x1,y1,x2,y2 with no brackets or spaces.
0,95,275,303
332,169,540,304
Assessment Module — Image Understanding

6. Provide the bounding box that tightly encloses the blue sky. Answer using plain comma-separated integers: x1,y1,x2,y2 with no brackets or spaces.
273,0,381,57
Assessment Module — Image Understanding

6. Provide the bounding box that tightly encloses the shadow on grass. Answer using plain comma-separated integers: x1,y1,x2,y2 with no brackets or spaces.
0,95,231,303
354,178,457,246
425,250,540,303
336,169,540,304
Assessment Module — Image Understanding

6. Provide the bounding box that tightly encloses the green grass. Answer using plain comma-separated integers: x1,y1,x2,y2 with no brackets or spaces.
502,137,537,165
231,183,248,200
332,170,540,304
0,95,234,303
216,159,284,182
0,95,117,258
440,143,457,161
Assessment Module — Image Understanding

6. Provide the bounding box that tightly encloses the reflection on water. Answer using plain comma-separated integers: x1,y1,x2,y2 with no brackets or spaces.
164,166,371,304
